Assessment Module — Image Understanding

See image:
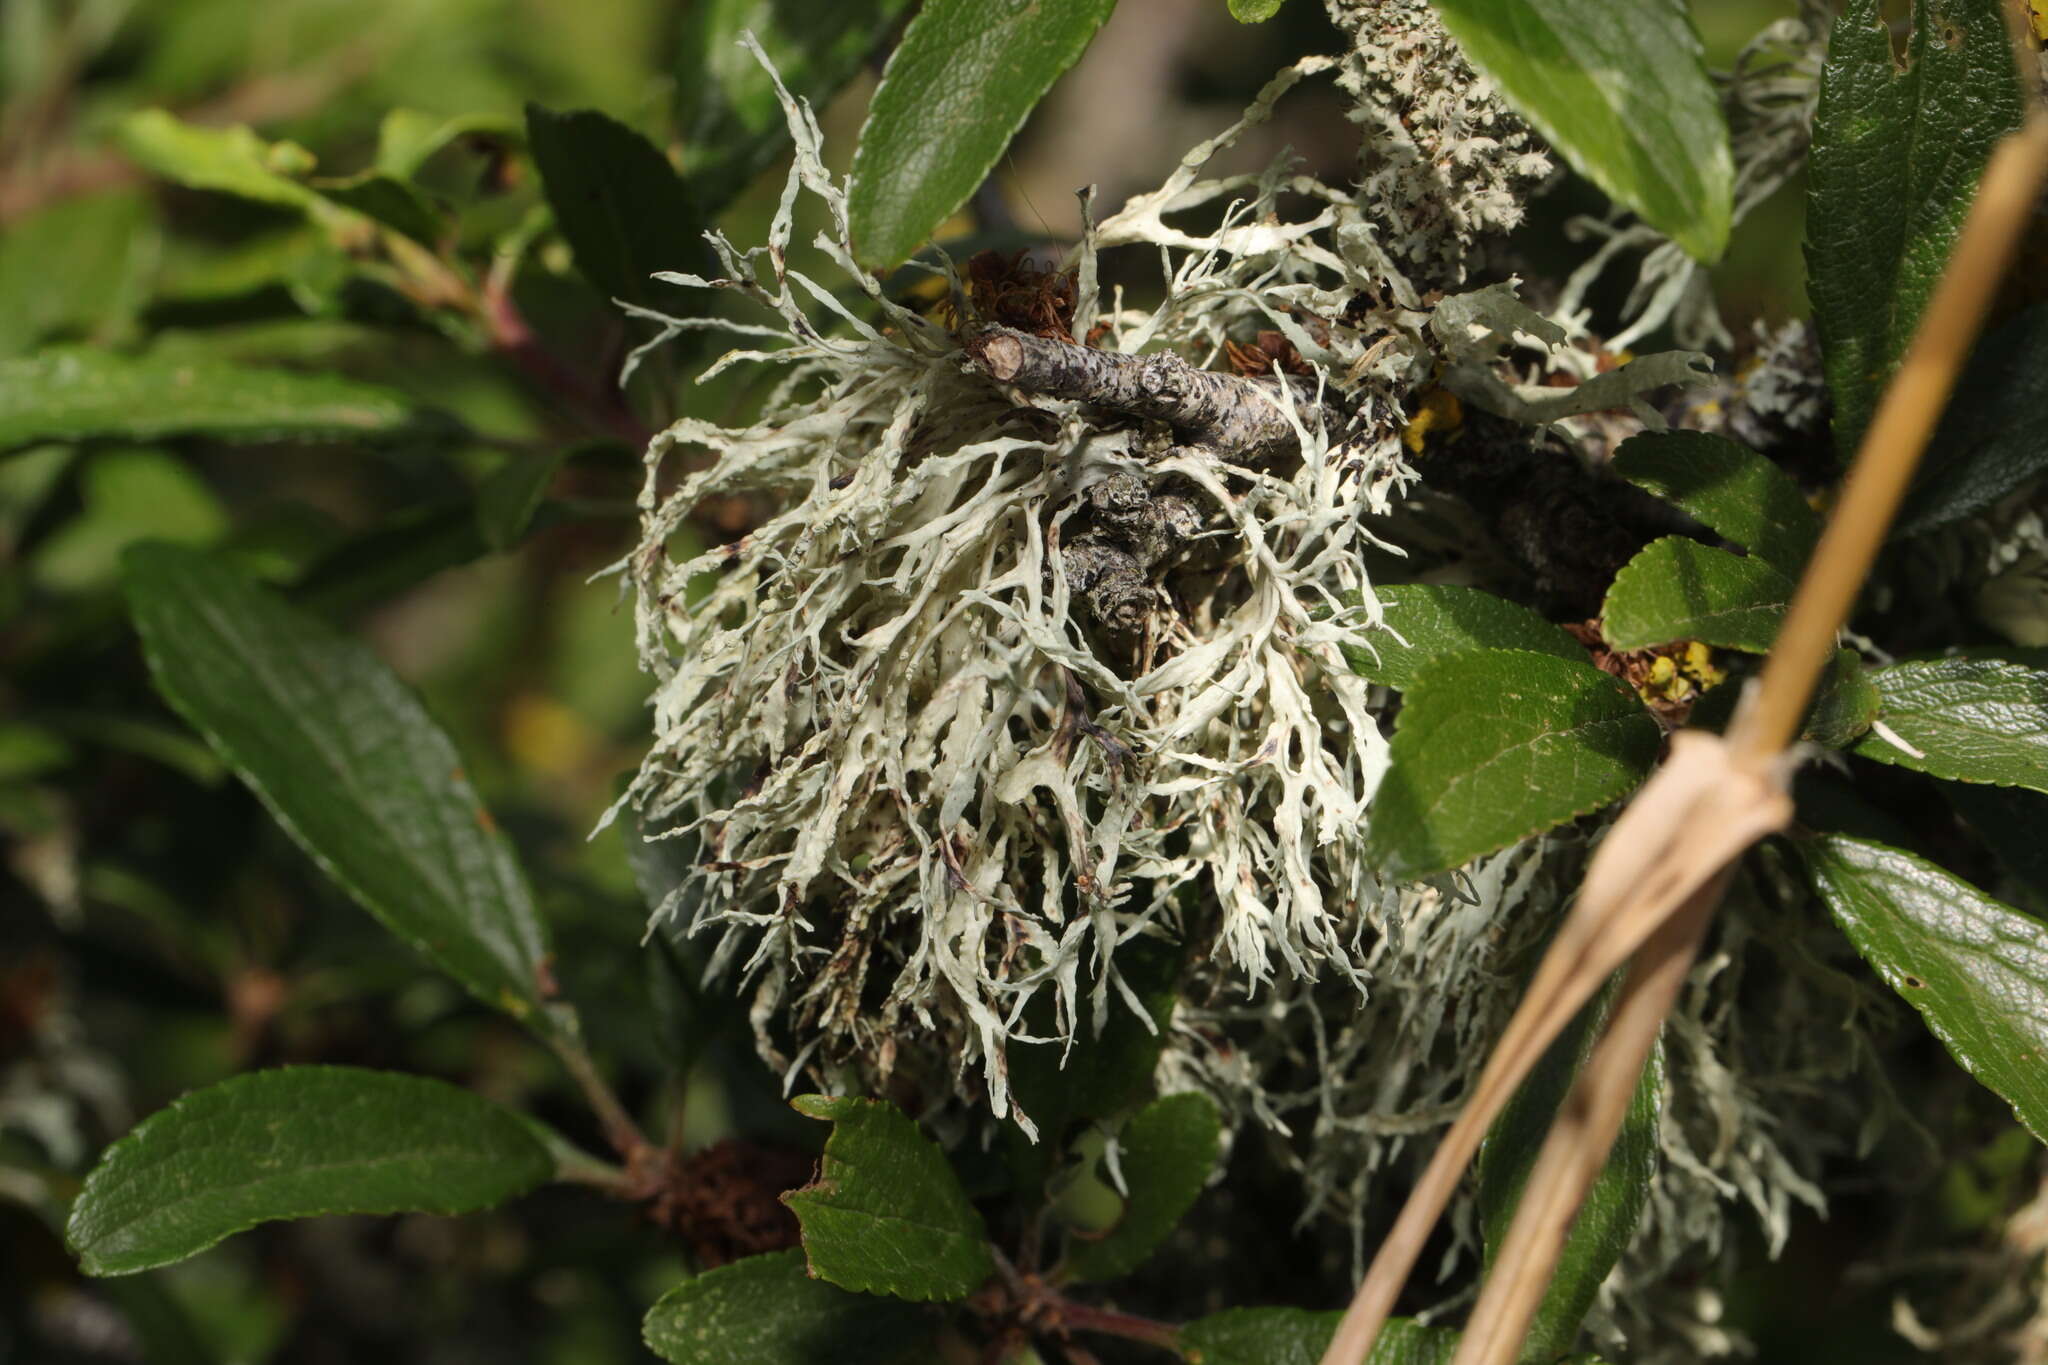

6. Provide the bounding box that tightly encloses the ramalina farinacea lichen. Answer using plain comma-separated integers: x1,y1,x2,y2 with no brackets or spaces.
604,38,1716,1142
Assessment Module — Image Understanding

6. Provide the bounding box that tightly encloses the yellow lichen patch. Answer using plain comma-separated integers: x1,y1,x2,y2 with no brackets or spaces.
1401,386,1463,454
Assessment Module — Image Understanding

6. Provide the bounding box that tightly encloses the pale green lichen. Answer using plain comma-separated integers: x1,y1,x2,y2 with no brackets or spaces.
606,25,1879,1358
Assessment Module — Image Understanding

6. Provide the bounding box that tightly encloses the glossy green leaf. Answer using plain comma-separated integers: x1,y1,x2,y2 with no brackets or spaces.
0,349,427,453
1805,0,2026,459
1601,537,1794,653
1480,987,1661,1361
1851,657,2048,792
113,110,323,213
1066,1092,1220,1282
642,1250,929,1365
848,0,1116,268
0,190,150,358
676,0,914,216
1805,648,1880,749
1179,1309,1461,1365
1610,431,1820,577
782,1095,994,1301
1896,304,2048,538
525,104,705,306
122,545,555,1023
1229,0,1285,19
1800,834,2048,1142
1342,584,1586,691
1367,650,1660,880
1427,0,1731,262
66,1067,552,1276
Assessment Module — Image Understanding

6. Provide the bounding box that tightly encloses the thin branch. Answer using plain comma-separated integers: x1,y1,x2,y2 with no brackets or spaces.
546,1033,651,1163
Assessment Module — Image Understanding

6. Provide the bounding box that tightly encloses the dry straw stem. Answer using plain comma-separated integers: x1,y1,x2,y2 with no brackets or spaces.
1322,111,2048,1365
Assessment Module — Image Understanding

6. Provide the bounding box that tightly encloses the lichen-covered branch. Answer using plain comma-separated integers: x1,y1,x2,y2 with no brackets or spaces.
966,325,1330,456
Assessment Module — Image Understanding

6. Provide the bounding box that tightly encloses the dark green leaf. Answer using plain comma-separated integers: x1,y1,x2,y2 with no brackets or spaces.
1600,537,1794,653
1799,834,2048,1142
311,172,446,245
1228,0,1286,20
476,448,567,551
1342,584,1586,691
1851,657,2048,792
782,1094,994,1301
1366,651,1661,880
1896,303,2048,537
525,105,705,306
1806,648,1880,748
1480,987,1661,1361
1610,431,1820,577
848,0,1116,268
66,1067,552,1276
1178,1309,1460,1365
123,545,555,1024
1805,0,2027,459
1427,0,1732,262
0,190,150,358
0,349,428,452
676,0,914,216
1066,1092,1220,1282
642,1250,929,1365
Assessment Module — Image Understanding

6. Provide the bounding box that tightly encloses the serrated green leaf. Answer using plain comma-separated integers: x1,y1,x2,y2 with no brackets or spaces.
0,190,150,359
122,545,555,1023
66,1067,552,1276
1799,834,2048,1142
676,0,913,217
1851,657,2048,792
1427,0,1731,262
1805,648,1881,748
1896,303,2048,537
1601,536,1794,653
525,104,705,306
1228,0,1285,20
375,109,523,180
1480,986,1661,1361
0,349,429,452
311,172,445,245
1805,0,2027,460
642,1249,930,1365
783,1095,994,1301
1179,1309,1461,1365
848,0,1115,268
113,110,323,214
1342,584,1586,691
1066,1092,1220,1282
1610,431,1820,577
1366,650,1661,880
